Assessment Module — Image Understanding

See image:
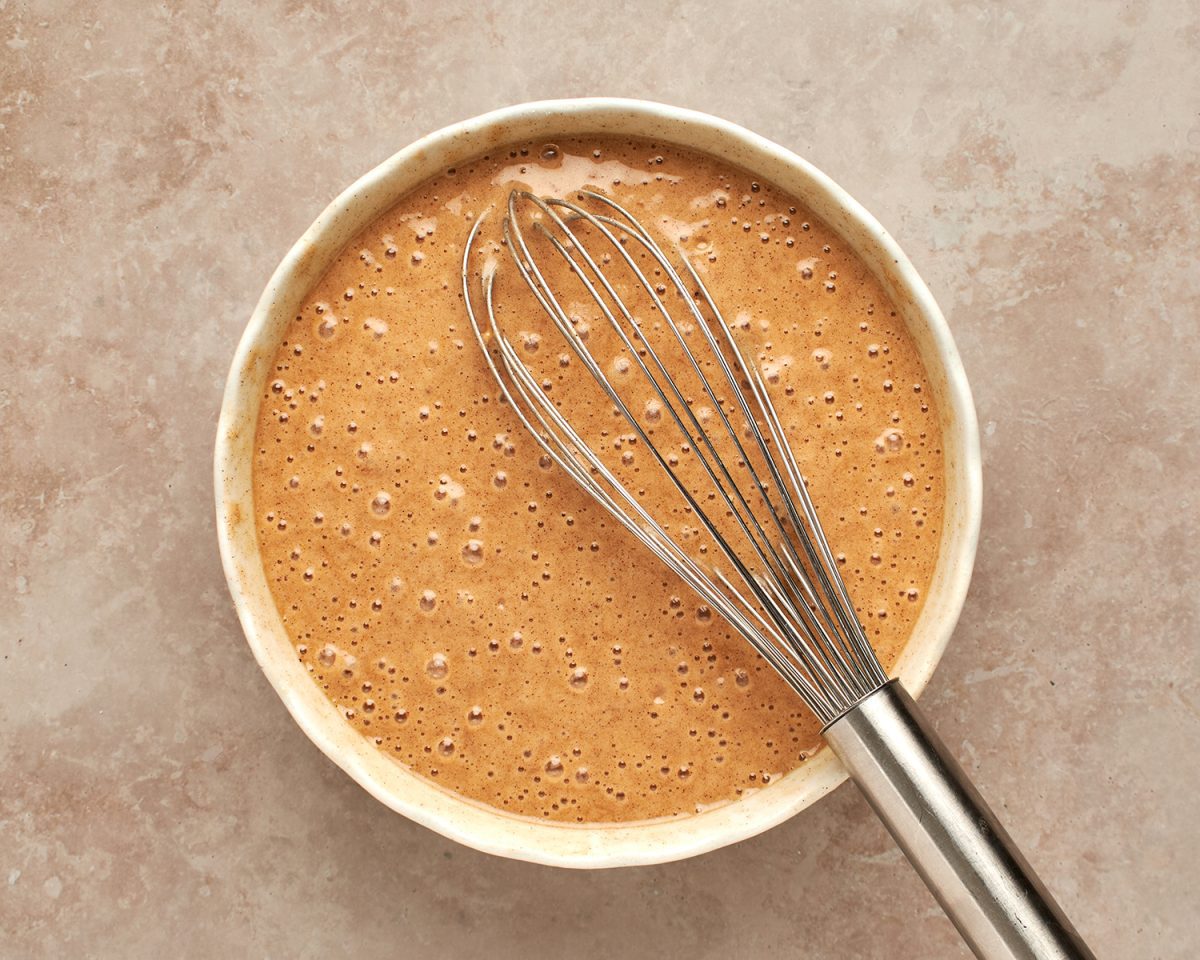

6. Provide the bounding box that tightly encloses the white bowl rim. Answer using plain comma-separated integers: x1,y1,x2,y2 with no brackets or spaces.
214,97,982,868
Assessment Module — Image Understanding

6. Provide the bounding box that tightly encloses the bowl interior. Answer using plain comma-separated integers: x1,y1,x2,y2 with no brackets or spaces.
215,98,981,867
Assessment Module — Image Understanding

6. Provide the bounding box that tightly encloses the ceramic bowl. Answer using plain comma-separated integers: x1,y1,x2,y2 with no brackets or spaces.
214,98,981,867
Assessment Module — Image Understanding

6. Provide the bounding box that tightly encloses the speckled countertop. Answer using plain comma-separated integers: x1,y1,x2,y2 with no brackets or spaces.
2,2,1197,957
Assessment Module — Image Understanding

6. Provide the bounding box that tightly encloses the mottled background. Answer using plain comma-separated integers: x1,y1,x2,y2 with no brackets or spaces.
2,0,1197,957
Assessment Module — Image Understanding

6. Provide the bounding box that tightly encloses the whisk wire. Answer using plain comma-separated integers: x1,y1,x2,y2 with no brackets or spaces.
630,212,880,690
513,193,798,596
556,192,881,699
741,358,886,684
581,192,883,692
462,191,888,723
508,194,860,704
473,231,831,712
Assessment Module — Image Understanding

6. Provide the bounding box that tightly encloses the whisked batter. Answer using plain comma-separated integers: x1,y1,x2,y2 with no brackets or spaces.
252,136,944,823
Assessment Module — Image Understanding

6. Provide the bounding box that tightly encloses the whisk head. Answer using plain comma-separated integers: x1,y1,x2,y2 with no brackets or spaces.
462,189,889,725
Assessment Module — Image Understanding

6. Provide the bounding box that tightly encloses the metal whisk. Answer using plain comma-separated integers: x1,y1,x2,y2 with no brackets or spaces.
463,189,1095,960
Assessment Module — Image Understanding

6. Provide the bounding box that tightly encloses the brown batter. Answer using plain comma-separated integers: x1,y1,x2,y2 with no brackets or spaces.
253,136,944,824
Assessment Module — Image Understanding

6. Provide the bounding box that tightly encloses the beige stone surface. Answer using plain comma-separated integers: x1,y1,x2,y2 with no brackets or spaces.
2,0,1197,956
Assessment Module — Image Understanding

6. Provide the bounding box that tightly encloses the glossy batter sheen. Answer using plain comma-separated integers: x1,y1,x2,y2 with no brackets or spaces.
253,137,945,823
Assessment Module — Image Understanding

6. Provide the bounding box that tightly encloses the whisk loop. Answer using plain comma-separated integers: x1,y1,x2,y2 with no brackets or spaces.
463,189,886,726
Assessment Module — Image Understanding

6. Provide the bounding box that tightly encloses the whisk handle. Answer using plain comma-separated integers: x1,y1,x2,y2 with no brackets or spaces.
824,680,1096,960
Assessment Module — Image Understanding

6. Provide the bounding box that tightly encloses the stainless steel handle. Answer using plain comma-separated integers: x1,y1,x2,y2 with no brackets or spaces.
823,680,1096,960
